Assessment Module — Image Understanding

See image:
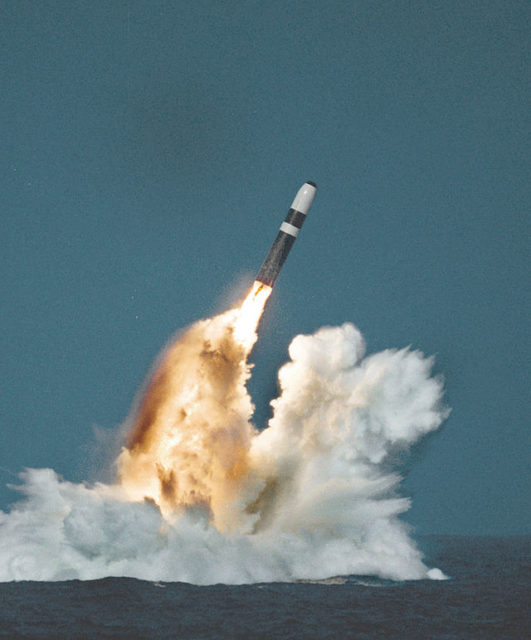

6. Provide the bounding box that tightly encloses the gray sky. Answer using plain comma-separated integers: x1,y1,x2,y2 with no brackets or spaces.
1,1,529,534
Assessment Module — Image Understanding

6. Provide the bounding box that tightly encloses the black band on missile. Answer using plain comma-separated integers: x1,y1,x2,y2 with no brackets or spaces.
284,208,306,229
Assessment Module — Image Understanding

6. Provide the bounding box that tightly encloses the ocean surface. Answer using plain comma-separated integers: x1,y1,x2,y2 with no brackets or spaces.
1,536,529,639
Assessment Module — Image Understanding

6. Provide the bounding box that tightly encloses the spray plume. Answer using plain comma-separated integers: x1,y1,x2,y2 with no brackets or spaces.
0,281,448,583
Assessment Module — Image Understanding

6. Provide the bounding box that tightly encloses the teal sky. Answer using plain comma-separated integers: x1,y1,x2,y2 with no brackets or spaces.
1,1,529,534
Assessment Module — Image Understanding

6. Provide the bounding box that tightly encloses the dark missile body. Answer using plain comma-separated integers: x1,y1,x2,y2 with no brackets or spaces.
256,181,317,287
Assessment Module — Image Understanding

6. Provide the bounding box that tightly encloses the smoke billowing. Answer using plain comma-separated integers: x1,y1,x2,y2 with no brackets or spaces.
0,285,448,583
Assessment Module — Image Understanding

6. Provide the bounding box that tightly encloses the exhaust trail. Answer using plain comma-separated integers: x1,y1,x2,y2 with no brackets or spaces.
117,281,272,530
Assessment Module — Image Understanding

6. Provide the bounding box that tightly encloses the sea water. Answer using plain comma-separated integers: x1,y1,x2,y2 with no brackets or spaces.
1,536,529,639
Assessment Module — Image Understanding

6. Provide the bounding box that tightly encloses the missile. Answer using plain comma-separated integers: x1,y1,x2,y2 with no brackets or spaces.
256,181,317,288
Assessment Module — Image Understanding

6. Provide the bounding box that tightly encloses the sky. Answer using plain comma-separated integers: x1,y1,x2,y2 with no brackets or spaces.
1,0,529,535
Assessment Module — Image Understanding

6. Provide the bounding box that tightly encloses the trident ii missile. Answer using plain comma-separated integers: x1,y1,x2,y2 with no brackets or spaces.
256,181,317,288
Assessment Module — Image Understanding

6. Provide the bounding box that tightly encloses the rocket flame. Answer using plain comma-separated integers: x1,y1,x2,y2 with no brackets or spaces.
117,281,271,527
233,281,272,348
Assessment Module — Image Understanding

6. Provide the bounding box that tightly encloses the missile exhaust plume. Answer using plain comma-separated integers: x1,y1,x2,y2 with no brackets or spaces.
117,281,272,529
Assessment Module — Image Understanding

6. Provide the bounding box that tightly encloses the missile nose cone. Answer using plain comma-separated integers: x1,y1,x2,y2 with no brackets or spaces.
306,181,317,188
291,181,317,214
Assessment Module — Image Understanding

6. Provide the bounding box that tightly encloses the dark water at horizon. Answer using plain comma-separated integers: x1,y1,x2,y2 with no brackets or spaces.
1,536,529,639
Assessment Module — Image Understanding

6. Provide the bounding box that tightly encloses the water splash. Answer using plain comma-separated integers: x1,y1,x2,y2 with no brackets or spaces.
0,285,448,583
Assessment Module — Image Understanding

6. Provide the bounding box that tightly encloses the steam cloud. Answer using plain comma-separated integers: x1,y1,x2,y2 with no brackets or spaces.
0,296,448,583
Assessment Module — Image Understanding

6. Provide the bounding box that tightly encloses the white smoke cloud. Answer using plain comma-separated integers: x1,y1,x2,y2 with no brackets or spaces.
0,322,448,583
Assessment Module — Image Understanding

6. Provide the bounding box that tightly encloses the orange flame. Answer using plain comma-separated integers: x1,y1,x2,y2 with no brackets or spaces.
117,281,271,528
233,281,272,348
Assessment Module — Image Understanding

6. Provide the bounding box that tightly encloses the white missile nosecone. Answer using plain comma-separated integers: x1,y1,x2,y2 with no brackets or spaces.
290,181,317,216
